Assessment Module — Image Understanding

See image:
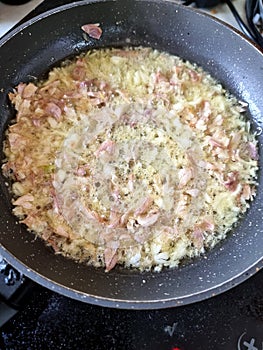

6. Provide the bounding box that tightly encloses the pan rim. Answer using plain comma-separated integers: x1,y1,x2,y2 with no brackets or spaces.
0,0,262,309
1,0,263,53
0,245,262,309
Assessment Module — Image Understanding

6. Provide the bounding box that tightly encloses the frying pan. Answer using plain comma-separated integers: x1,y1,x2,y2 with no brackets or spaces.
0,0,262,310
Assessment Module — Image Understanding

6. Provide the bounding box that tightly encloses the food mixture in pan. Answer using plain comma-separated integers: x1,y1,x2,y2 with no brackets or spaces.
2,47,258,272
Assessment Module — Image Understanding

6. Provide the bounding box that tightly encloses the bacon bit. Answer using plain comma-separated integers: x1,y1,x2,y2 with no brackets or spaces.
175,66,183,76
71,66,86,81
229,132,242,159
118,232,133,244
81,206,105,223
186,151,198,166
8,133,26,150
120,210,132,227
192,218,214,249
242,184,252,200
175,194,188,217
76,167,86,176
199,100,211,120
63,90,84,100
41,229,52,241
127,174,134,192
178,168,193,189
209,138,224,148
134,197,153,216
83,78,97,88
85,208,99,221
192,227,204,249
108,210,121,228
21,214,36,227
137,211,160,227
134,230,150,244
104,246,119,272
84,78,110,93
17,99,31,120
187,113,198,127
188,69,201,82
94,140,115,158
246,142,259,160
17,83,26,96
90,98,104,106
185,188,200,197
155,71,168,84
75,164,89,176
199,160,225,172
47,238,60,252
162,226,179,239
81,23,102,40
45,102,62,120
230,132,242,148
121,113,138,127
13,194,34,209
32,118,41,127
53,225,70,238
22,83,38,98
199,218,215,232
224,171,239,192
111,188,120,203
51,189,61,214
75,57,86,66
99,80,109,91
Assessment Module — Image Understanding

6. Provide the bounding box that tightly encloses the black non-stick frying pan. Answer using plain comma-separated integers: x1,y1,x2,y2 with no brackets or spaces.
0,0,262,310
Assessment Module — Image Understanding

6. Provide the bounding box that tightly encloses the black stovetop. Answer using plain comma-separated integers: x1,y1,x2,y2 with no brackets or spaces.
0,260,262,350
0,1,263,349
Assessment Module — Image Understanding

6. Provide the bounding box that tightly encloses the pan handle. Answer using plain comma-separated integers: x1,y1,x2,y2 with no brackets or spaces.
0,259,37,328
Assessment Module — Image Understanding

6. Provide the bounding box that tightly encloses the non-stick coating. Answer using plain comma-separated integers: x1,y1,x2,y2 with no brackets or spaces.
0,0,262,309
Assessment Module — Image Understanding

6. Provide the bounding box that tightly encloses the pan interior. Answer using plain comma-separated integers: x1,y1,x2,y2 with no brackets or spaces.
0,0,262,308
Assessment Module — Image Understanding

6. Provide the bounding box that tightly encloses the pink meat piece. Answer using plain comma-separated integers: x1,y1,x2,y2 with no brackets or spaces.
81,23,102,40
